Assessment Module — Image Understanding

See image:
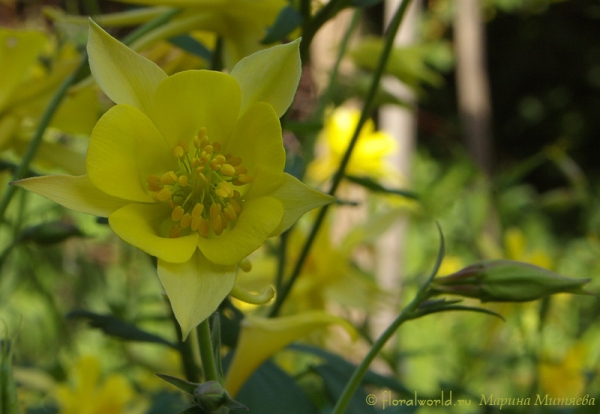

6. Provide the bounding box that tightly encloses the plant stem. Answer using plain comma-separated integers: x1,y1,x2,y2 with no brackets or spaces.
331,278,432,414
269,0,414,317
197,318,221,383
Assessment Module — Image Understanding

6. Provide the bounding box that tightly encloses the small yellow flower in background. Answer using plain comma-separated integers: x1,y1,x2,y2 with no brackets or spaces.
0,28,98,175
504,227,553,270
45,0,287,69
15,21,333,339
307,106,399,184
539,343,589,398
237,218,386,315
56,355,146,414
224,312,356,397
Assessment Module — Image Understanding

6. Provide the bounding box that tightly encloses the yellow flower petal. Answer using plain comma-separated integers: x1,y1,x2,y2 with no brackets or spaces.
158,250,236,340
224,312,356,397
109,203,198,263
224,102,284,180
12,175,129,217
87,104,175,203
265,173,335,235
0,29,46,112
230,38,301,118
88,19,167,115
152,70,240,148
196,196,283,266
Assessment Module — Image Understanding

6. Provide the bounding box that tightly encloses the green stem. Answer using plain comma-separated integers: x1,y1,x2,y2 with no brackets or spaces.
331,283,432,414
197,318,221,383
314,8,361,118
300,0,349,62
269,0,414,317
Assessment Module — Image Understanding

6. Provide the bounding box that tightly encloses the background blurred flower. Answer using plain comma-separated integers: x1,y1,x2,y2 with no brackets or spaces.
307,106,399,184
0,28,97,175
55,355,146,414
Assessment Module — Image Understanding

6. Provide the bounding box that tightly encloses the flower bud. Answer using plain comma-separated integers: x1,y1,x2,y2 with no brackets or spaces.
194,381,247,412
431,260,592,302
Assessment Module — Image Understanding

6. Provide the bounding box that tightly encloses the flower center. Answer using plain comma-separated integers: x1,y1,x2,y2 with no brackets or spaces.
146,127,253,239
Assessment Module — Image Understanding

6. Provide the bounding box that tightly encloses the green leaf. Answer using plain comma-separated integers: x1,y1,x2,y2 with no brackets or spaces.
1,334,19,414
168,35,212,62
156,373,199,395
16,221,85,245
290,344,410,394
261,6,303,45
344,175,419,199
224,357,319,414
350,0,383,8
67,310,176,348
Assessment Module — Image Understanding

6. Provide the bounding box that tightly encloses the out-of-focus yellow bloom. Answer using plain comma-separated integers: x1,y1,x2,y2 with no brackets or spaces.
0,28,97,175
237,218,385,315
436,255,464,277
224,312,356,397
16,22,332,339
307,107,399,183
45,0,287,68
539,343,588,398
504,227,553,269
56,356,145,414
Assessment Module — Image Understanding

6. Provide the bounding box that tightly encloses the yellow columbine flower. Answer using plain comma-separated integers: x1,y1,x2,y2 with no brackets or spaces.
307,106,399,183
0,28,97,175
56,355,145,414
224,312,356,397
14,21,333,339
46,0,287,68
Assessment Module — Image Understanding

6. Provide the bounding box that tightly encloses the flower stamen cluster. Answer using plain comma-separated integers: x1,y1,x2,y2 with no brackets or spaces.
146,127,254,239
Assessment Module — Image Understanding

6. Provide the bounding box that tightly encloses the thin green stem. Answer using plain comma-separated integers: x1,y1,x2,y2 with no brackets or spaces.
197,318,221,383
331,284,432,414
300,0,349,62
269,0,414,317
314,8,361,118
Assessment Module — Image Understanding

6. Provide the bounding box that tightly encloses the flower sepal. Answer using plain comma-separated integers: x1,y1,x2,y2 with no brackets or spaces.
156,375,247,414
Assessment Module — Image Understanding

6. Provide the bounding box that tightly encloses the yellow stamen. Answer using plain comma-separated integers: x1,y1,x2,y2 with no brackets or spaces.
227,156,242,166
224,204,237,221
173,146,184,158
177,140,190,153
234,166,248,175
198,218,210,237
147,175,161,185
229,198,241,213
237,174,254,184
220,164,235,176
191,203,204,218
147,182,163,192
215,182,230,198
178,175,189,186
157,188,172,201
191,216,202,231
169,225,182,238
209,203,221,218
161,171,178,185
180,213,192,229
171,206,185,221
